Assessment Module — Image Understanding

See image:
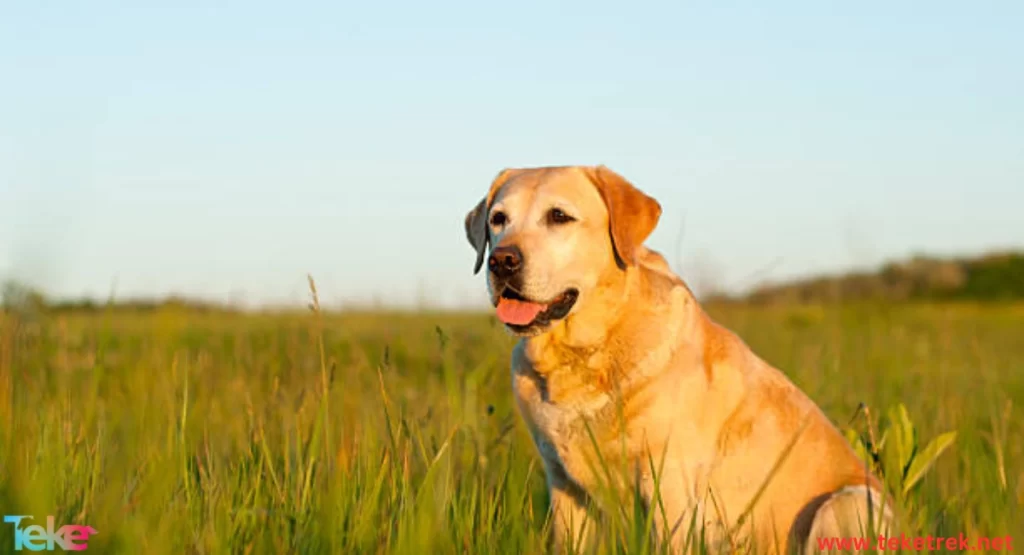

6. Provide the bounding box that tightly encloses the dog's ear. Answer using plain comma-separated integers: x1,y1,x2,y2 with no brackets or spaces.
584,165,662,269
464,168,522,274
464,197,490,274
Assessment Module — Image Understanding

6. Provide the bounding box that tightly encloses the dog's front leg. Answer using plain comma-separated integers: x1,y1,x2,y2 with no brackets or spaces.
642,462,726,554
549,481,590,553
543,459,592,553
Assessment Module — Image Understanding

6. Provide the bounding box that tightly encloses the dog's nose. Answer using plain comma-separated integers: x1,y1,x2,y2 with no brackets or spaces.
488,245,523,278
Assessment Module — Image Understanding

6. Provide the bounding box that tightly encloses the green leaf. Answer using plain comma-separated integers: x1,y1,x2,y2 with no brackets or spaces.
887,403,917,477
844,428,872,466
902,431,957,496
875,428,889,452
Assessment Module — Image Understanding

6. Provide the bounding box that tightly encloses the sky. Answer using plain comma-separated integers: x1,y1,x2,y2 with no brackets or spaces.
1,1,1022,309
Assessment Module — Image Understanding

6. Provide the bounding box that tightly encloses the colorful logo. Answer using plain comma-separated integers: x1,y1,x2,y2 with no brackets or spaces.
3,516,97,551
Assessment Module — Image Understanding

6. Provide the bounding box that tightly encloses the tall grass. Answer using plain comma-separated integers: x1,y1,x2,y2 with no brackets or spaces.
0,299,1020,553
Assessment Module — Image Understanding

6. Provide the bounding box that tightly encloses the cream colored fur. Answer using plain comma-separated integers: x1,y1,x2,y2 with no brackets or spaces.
463,165,892,553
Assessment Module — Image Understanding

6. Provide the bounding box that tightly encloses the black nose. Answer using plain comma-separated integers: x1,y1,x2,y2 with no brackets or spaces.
488,245,523,278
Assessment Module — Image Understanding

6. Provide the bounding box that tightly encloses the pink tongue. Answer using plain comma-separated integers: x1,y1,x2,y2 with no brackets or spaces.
496,298,547,325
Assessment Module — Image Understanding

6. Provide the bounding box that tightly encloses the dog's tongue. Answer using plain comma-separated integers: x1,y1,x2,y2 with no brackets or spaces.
496,297,547,325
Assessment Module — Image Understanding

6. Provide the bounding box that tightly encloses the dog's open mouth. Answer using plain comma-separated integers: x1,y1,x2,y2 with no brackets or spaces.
495,287,579,331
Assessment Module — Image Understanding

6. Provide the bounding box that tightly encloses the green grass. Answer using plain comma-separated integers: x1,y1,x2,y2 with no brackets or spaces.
0,300,1021,554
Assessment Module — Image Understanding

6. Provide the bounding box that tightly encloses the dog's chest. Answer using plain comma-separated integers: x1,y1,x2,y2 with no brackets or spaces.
511,369,617,484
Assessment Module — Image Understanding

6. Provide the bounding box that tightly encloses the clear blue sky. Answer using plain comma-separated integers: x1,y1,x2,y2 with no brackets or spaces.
1,1,1021,308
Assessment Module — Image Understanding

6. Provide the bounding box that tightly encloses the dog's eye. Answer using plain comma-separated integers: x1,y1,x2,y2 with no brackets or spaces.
490,211,507,227
548,208,575,225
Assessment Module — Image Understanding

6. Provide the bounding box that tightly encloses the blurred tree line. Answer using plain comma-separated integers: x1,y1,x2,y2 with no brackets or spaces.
741,251,1024,304
4,250,1023,312
1,280,230,315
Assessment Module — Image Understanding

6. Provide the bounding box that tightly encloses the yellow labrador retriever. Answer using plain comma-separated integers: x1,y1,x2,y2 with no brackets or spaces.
464,165,892,553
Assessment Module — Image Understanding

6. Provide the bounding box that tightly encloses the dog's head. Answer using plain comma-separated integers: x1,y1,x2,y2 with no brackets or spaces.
464,165,662,336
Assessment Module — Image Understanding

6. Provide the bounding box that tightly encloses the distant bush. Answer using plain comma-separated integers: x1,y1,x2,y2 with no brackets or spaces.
1,280,48,315
956,252,1024,300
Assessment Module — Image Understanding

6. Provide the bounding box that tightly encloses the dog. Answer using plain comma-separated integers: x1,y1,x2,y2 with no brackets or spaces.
463,165,892,553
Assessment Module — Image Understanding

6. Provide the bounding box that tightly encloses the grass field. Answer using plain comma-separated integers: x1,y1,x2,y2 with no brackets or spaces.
0,299,1021,553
